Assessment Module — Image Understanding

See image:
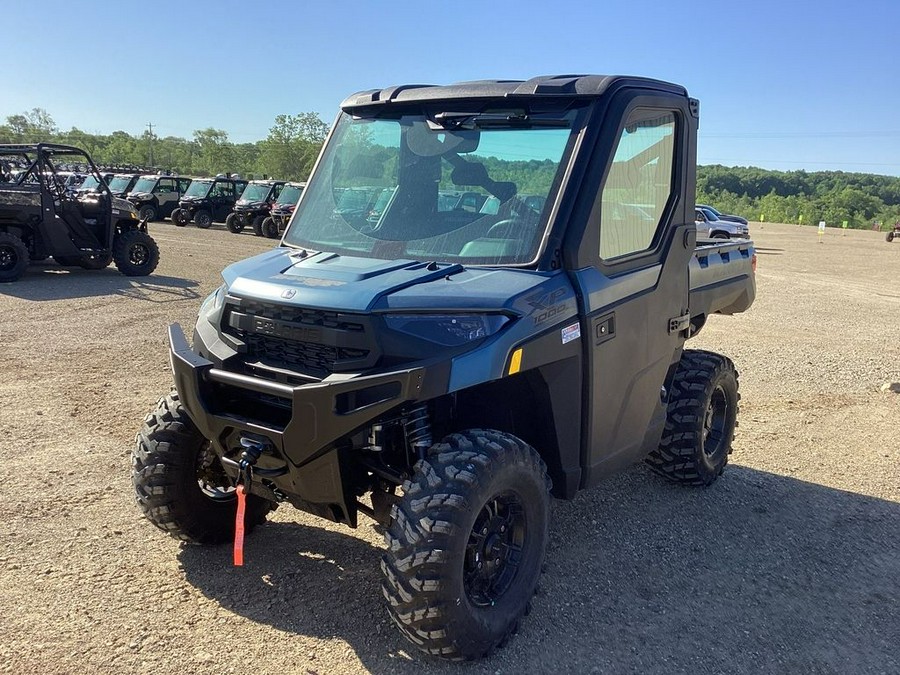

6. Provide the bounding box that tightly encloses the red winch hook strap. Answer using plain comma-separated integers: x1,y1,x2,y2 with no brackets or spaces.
233,484,247,566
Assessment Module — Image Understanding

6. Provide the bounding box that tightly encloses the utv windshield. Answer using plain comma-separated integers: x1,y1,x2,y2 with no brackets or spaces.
183,180,212,198
131,177,157,194
78,176,100,191
276,184,303,205
283,110,577,265
108,175,133,192
239,183,272,202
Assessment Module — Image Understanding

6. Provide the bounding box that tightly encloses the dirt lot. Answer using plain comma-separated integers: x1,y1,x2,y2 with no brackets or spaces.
1,221,898,674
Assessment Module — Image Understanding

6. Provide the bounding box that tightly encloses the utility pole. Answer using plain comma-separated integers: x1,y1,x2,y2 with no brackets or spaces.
147,122,154,167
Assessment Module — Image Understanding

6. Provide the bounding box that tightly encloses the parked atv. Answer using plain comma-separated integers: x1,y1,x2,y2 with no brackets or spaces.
225,180,286,236
171,176,248,228
0,143,159,282
126,175,193,222
887,222,899,242
259,181,305,239
133,75,757,660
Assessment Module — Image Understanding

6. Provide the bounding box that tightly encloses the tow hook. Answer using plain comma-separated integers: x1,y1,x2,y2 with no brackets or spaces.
232,436,269,567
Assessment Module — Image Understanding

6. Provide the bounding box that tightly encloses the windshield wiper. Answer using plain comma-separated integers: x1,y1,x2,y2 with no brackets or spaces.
430,112,569,130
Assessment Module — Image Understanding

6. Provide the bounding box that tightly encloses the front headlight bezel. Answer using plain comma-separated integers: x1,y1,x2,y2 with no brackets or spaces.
383,313,511,347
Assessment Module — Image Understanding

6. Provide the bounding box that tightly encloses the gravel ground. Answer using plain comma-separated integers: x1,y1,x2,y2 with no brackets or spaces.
0,221,898,674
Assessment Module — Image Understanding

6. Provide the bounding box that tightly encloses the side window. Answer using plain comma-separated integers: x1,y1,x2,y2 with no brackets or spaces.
157,179,174,193
211,182,232,198
599,110,676,260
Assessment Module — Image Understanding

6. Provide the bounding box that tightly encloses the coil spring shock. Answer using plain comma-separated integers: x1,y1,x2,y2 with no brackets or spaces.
403,404,432,460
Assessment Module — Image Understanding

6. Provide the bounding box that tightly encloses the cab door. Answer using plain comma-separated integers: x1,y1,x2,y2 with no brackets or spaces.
572,94,696,487
211,181,234,221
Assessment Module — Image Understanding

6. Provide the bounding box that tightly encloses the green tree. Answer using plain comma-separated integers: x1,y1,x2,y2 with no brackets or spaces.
257,113,329,180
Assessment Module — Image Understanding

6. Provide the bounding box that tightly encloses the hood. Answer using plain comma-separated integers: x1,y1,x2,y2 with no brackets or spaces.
222,248,553,313
112,196,134,212
236,200,266,209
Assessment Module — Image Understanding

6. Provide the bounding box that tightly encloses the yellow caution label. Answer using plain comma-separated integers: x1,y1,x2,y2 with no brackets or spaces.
508,348,523,375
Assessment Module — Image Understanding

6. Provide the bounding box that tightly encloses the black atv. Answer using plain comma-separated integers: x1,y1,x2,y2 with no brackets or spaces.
225,180,286,236
0,143,159,282
171,176,248,229
259,181,305,239
126,175,193,222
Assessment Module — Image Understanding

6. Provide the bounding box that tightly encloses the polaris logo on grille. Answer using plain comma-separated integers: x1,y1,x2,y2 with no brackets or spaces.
251,317,322,342
281,289,297,299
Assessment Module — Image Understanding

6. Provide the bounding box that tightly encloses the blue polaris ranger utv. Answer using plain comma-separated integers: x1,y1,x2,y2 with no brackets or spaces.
133,75,756,660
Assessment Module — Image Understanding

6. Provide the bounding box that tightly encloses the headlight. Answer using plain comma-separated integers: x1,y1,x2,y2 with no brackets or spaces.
384,314,510,346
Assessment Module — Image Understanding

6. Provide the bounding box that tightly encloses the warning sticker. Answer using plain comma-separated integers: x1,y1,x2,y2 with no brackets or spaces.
561,323,581,344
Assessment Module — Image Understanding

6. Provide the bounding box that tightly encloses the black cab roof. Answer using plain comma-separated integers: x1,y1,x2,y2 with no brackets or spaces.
341,74,687,112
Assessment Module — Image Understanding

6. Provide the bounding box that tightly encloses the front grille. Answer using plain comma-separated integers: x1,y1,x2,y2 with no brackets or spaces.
224,300,373,378
244,334,368,375
238,300,365,332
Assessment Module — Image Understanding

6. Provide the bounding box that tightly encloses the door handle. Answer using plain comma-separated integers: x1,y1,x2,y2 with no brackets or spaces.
593,312,615,345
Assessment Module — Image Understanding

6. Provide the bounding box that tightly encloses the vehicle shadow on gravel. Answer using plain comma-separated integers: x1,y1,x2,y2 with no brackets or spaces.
1,263,200,303
178,465,900,673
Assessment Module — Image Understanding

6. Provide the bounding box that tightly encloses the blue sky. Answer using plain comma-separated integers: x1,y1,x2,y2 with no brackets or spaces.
3,0,899,175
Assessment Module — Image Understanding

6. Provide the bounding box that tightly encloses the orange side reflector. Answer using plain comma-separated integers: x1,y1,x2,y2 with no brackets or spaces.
508,348,523,375
751,253,758,273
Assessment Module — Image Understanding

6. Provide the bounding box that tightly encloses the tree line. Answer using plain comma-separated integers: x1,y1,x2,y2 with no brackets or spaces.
698,165,900,229
0,108,329,181
4,108,898,228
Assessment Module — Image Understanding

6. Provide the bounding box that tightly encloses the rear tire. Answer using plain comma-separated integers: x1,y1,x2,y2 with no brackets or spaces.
171,208,188,227
645,349,739,486
252,215,266,236
382,429,550,660
133,392,273,544
0,232,28,282
113,229,160,276
226,213,243,233
262,216,279,239
194,210,212,229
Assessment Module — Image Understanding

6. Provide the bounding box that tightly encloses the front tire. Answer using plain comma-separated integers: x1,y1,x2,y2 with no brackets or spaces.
171,208,188,226
0,232,28,282
194,210,212,229
133,392,273,543
645,349,740,486
113,229,160,276
225,213,243,233
382,429,551,660
139,205,157,222
888,231,895,242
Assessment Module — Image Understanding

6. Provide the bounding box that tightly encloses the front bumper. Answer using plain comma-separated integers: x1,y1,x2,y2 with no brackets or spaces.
168,323,427,523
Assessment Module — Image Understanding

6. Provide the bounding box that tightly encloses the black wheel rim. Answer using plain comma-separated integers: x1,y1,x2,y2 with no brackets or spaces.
196,441,235,501
129,242,149,266
464,491,526,607
702,385,729,459
0,244,19,272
